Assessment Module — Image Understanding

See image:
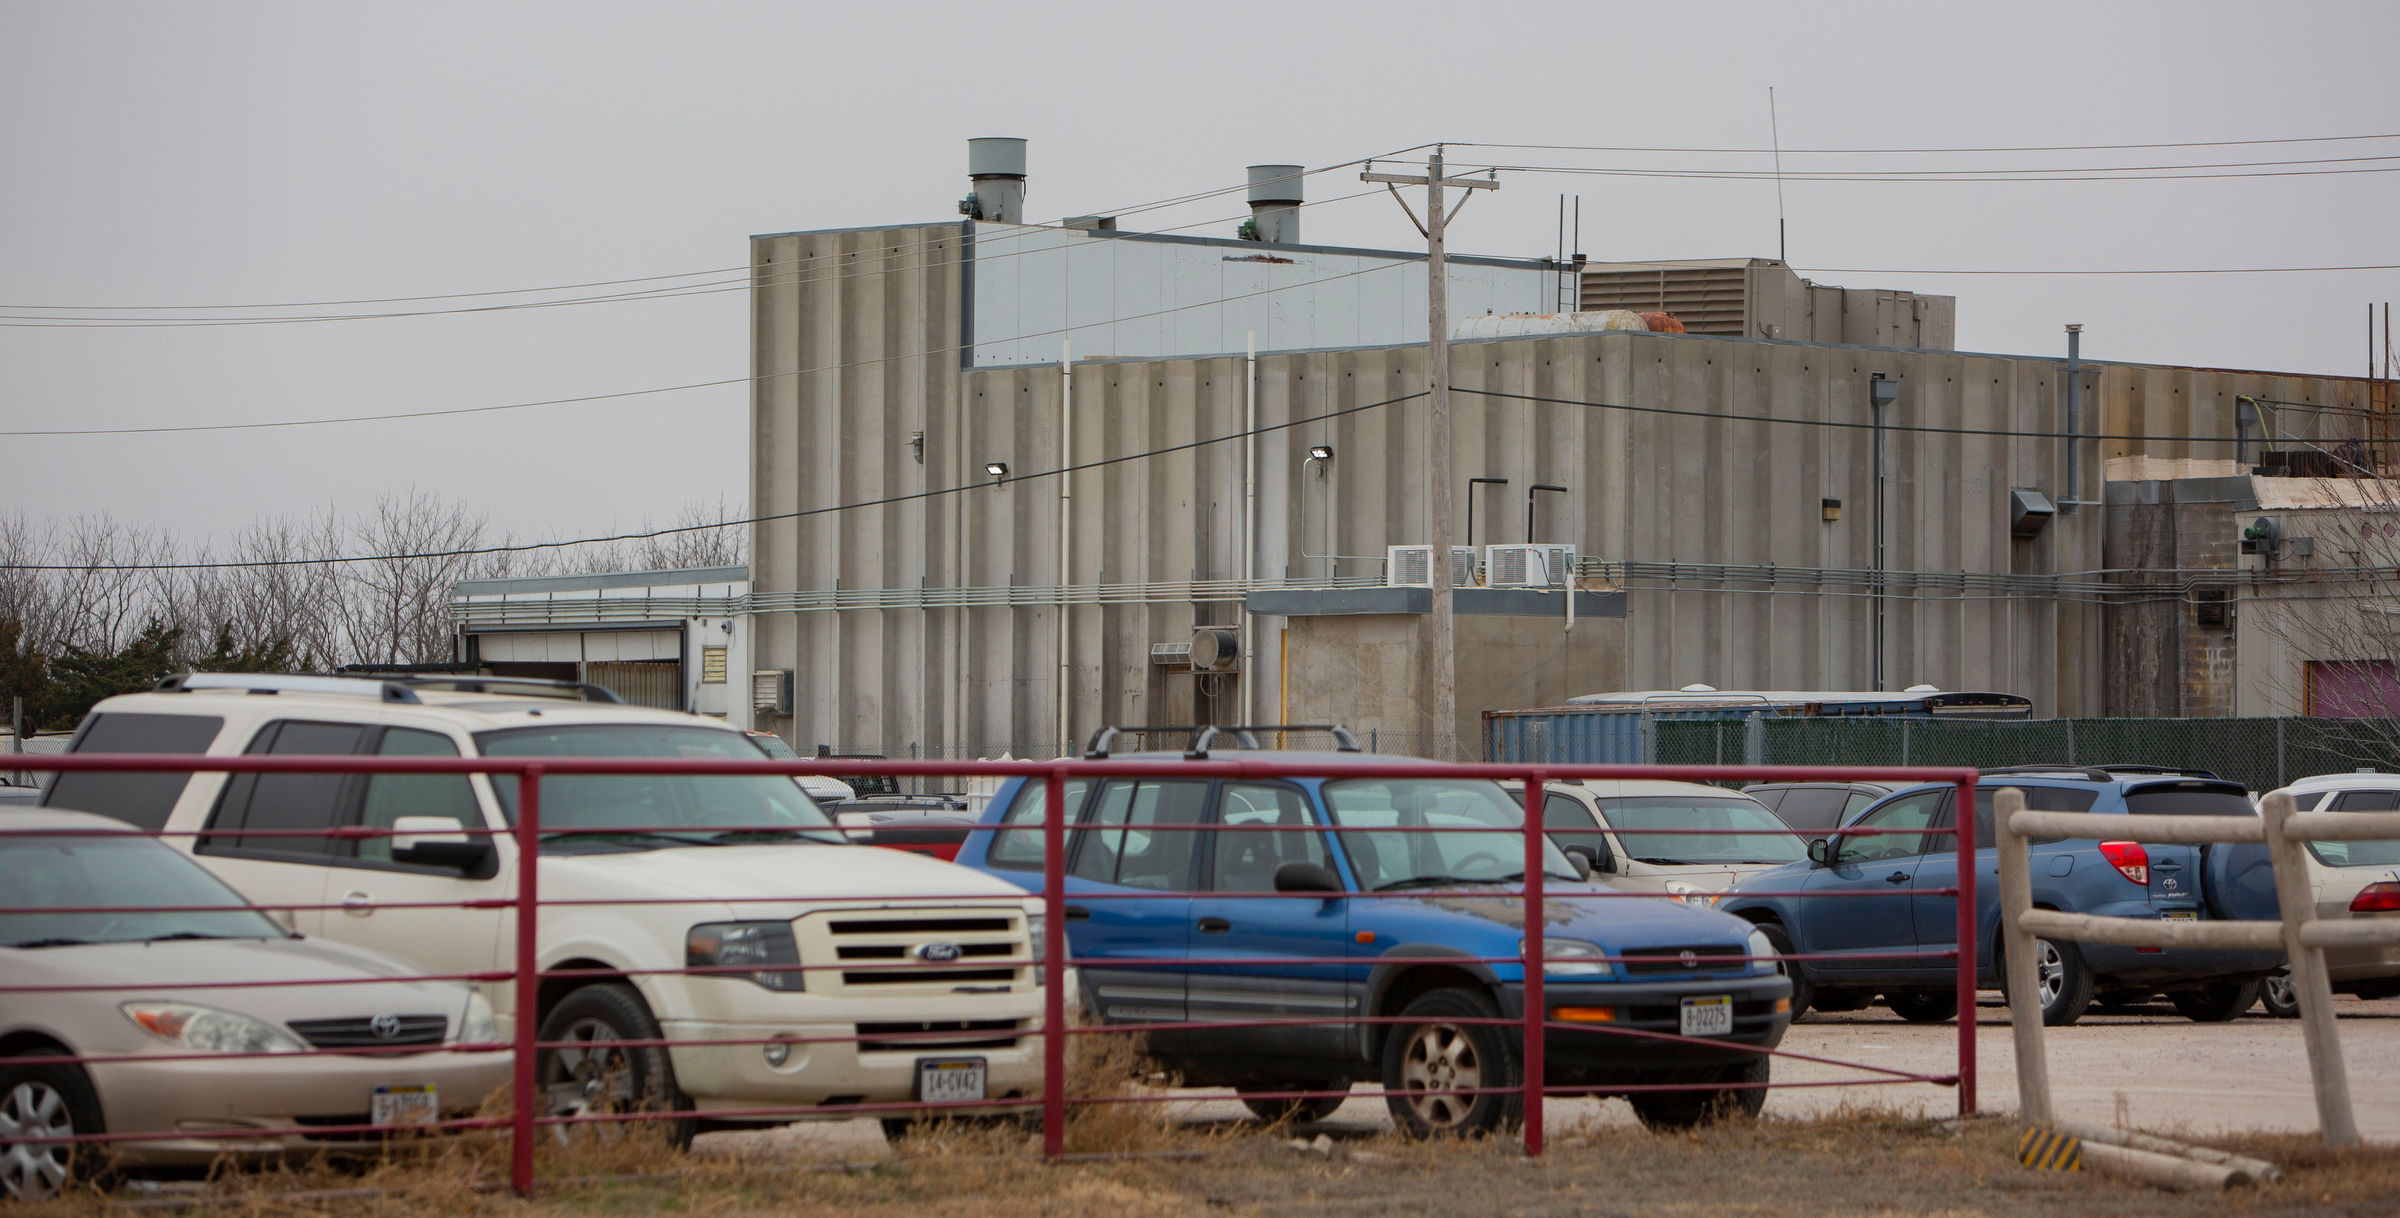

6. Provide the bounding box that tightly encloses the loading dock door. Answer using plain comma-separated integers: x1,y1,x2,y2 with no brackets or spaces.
472,628,685,710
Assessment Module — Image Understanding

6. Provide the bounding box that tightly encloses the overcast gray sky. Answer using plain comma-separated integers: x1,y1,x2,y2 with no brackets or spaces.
4,1,2395,554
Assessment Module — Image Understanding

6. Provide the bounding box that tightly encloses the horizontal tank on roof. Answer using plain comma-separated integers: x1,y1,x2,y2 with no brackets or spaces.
1452,310,1650,340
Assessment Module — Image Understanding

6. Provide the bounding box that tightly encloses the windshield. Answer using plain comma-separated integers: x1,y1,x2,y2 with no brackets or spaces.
748,733,802,761
1322,779,1580,890
0,832,285,948
1596,796,1805,865
479,725,843,853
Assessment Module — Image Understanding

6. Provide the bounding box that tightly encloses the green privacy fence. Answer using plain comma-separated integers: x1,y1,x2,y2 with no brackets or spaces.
1653,717,2400,794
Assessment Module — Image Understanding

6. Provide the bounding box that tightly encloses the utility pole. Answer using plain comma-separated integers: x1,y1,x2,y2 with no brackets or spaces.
1364,147,1497,759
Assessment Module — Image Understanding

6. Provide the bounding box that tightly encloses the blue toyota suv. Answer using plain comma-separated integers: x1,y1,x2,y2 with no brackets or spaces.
952,729,1794,1135
1716,766,2284,1027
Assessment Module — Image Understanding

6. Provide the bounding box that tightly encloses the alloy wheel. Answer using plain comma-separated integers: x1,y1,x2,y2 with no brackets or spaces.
2035,939,2065,1007
1397,1022,1484,1130
0,1081,75,1200
541,1017,639,1142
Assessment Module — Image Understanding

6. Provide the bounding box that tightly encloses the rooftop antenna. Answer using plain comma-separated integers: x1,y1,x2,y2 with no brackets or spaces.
1769,87,1788,264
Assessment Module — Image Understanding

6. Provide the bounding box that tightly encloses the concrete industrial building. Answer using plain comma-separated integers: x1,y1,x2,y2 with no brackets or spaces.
743,139,2393,759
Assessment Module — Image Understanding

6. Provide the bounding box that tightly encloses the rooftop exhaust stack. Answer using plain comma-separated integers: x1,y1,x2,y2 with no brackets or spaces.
1246,164,1303,244
963,137,1027,224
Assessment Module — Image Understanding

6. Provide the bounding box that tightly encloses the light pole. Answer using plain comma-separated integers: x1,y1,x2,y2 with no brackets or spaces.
1301,446,1334,579
1870,373,1898,690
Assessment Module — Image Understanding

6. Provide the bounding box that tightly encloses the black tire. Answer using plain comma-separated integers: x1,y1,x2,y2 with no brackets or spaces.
1809,988,1872,1013
1380,988,1520,1138
1627,1055,1770,1131
2171,980,2263,1023
1886,988,1960,1024
2259,968,2300,1018
1997,935,2095,1027
0,1059,104,1201
1239,1083,1349,1125
1756,924,1811,1019
536,983,693,1149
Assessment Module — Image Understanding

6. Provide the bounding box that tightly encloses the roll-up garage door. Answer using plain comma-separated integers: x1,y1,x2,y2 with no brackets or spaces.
585,661,681,709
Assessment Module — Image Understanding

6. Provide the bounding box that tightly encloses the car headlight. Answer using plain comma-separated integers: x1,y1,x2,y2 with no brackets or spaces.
1664,881,1716,908
1521,938,1612,978
688,921,806,991
460,991,499,1044
121,1002,305,1054
1746,927,1780,976
1027,912,1047,966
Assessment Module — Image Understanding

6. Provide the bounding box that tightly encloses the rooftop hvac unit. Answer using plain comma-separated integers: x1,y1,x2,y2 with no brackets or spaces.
751,669,793,715
1485,544,1579,589
1386,545,1478,588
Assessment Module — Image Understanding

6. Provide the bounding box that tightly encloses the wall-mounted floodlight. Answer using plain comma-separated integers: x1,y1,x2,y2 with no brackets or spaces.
1308,445,1334,461
984,461,1009,481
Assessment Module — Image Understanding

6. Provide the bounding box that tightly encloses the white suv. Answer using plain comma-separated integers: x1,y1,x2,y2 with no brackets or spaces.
36,673,1052,1141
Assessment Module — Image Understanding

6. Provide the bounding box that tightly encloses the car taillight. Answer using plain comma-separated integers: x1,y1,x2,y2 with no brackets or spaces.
2098,841,2149,886
2352,882,2400,913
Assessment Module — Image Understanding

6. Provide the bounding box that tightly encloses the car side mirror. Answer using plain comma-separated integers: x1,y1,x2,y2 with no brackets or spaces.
1807,838,1831,867
1273,861,1344,893
1562,850,1593,882
391,816,493,872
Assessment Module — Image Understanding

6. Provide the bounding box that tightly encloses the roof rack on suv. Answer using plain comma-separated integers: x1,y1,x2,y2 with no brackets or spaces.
2089,763,2223,780
334,668,626,704
1083,723,1362,760
159,671,625,705
1978,764,2115,782
1976,763,2225,782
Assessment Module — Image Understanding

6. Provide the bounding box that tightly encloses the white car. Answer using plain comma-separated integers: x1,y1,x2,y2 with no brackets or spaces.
2,810,510,1199
1506,779,1808,905
2255,774,2400,1012
39,673,1056,1145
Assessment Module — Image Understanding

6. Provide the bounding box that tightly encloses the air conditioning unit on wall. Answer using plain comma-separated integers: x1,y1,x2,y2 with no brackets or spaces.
1485,544,1579,589
1386,545,1478,588
1190,628,1240,672
751,669,793,715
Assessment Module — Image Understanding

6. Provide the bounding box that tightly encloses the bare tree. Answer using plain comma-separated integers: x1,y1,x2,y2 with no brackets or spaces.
2242,469,2400,741
335,490,490,666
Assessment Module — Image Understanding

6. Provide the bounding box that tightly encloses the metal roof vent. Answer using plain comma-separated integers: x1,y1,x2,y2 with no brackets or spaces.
962,137,1027,224
1245,164,1303,244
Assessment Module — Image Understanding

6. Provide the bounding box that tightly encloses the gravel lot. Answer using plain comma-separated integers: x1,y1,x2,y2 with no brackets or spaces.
709,992,2400,1161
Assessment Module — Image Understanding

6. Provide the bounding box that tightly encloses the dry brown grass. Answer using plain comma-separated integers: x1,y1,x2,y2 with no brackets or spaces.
23,1074,2400,1216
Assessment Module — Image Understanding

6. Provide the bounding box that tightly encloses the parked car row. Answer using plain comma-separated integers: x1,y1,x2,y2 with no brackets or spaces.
11,680,2397,1197
5,673,1052,1197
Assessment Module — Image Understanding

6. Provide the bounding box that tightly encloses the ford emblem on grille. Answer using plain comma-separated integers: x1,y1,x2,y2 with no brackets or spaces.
370,1013,403,1040
914,941,963,963
1678,950,1699,968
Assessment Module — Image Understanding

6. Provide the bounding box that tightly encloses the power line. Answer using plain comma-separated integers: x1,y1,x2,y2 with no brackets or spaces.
0,391,1432,571
1447,132,2400,155
0,150,1425,316
1795,264,2400,276
1484,161,2400,184
0,249,1428,436
0,184,1400,329
1451,385,2300,444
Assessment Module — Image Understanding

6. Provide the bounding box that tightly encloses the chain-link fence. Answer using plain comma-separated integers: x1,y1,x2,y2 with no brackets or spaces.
1652,717,2400,793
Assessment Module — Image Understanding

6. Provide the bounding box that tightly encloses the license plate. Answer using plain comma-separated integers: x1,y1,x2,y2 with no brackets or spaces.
370,1084,437,1127
2163,910,2200,921
916,1057,987,1104
1679,995,1734,1038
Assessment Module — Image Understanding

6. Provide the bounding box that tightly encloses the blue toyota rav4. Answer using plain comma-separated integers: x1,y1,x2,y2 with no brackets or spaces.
1716,766,2284,1027
953,727,1794,1135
